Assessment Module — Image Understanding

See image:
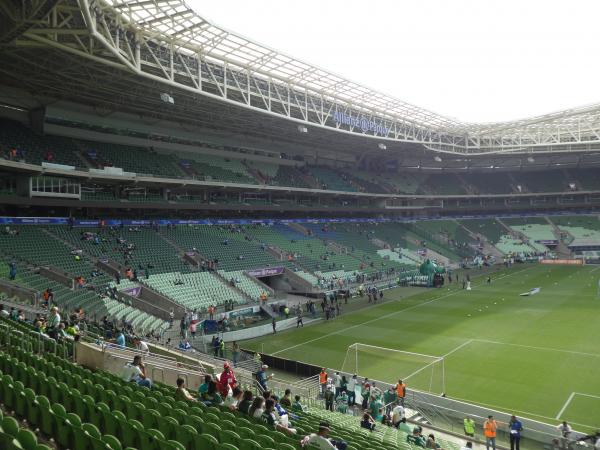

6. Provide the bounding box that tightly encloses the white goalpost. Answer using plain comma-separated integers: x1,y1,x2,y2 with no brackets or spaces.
341,343,446,395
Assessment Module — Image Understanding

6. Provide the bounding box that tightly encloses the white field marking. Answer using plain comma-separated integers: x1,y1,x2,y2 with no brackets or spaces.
271,265,537,356
556,392,576,419
448,394,598,430
574,392,600,399
443,339,474,358
472,339,600,359
556,392,600,420
589,265,600,273
403,339,473,382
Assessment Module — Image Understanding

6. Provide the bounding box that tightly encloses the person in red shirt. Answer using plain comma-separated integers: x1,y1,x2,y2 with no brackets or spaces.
218,362,237,397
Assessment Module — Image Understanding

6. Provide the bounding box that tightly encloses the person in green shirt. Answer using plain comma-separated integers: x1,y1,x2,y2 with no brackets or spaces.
383,386,397,415
198,374,212,397
202,380,222,405
369,395,384,421
336,390,349,414
407,428,426,448
464,416,475,437
291,395,304,413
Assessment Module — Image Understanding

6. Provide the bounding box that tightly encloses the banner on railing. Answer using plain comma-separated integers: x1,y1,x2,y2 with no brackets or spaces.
246,267,285,278
1,209,599,227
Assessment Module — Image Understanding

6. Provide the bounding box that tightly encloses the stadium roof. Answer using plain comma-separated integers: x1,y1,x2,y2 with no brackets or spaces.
3,0,600,154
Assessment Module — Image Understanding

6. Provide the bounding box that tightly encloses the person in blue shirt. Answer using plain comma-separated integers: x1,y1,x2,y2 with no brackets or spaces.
509,415,523,450
256,364,272,391
115,331,126,348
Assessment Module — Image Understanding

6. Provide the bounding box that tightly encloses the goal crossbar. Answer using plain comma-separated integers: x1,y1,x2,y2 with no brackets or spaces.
347,343,444,361
343,342,446,394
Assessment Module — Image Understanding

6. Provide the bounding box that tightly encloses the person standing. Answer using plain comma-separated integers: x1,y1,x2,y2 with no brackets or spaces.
231,341,240,367
347,374,357,406
556,421,572,449
333,371,342,398
483,415,498,450
272,317,276,334
297,311,303,328
464,416,475,437
395,379,407,406
324,385,334,412
509,415,523,450
8,261,17,281
319,368,328,397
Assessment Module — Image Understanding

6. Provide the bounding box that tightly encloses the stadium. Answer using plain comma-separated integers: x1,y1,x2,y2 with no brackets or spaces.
0,1,599,450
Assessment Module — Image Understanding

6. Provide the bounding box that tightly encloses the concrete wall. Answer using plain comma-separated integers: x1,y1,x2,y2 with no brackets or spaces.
74,341,206,391
198,316,313,343
0,280,39,306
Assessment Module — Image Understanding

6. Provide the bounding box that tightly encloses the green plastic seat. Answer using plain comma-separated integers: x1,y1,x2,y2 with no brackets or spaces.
101,434,123,450
195,433,219,450
220,429,241,445
16,429,38,450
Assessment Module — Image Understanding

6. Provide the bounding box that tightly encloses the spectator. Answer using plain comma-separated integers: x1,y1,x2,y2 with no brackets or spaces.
395,379,406,406
218,362,237,397
46,307,61,340
319,368,328,396
8,261,16,280
249,397,265,419
484,415,498,450
324,385,335,412
460,443,473,450
224,387,242,410
392,403,406,428
198,374,211,397
0,305,8,317
202,381,222,405
134,337,149,355
120,355,151,388
426,434,441,449
509,415,523,450
360,412,376,432
347,374,357,406
302,421,347,450
237,390,253,414
231,341,240,366
333,371,342,398
384,386,397,415
263,398,297,435
406,427,426,447
556,421,572,449
256,364,271,391
292,395,304,413
115,331,126,349
336,390,349,414
175,378,195,401
280,388,292,408
464,416,475,437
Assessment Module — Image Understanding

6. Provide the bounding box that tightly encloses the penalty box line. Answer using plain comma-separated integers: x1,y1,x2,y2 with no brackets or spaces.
271,265,537,357
556,392,600,420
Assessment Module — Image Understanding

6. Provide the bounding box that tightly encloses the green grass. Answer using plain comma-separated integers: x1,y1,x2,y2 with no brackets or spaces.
243,264,600,432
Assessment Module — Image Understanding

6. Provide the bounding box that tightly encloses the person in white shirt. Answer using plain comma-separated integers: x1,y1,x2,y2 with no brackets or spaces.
556,421,572,449
302,422,346,449
223,387,242,410
460,442,473,450
120,355,152,388
392,404,406,428
134,337,149,355
333,372,342,398
347,375,357,406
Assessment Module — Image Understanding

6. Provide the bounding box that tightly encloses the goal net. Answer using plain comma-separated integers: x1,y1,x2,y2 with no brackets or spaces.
341,343,445,394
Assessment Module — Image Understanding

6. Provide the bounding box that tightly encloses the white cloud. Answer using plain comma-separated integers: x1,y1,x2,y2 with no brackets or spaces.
187,0,600,123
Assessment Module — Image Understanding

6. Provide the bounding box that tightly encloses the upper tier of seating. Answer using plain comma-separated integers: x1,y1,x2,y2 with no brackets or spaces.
2,118,600,197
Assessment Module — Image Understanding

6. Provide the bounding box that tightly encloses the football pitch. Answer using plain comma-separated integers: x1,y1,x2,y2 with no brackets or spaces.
243,264,600,432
